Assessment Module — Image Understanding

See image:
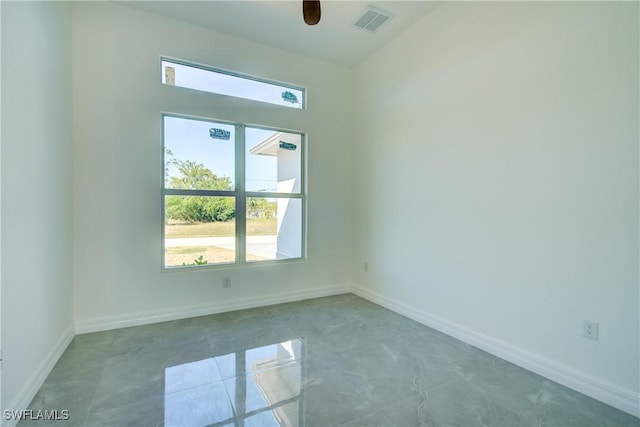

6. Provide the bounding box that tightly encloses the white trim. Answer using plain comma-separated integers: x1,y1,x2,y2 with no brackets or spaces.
352,284,640,419
75,284,350,334
2,323,75,427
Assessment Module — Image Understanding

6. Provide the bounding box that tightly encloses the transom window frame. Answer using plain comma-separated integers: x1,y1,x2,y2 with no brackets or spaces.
161,56,306,109
161,112,307,271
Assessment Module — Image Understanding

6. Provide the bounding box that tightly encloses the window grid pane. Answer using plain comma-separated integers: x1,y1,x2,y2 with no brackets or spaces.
246,197,302,262
245,127,303,194
164,116,235,191
164,196,236,268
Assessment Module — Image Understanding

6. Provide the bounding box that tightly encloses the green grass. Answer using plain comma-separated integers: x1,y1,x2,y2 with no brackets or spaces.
172,247,203,255
165,245,267,267
164,218,276,267
165,218,276,238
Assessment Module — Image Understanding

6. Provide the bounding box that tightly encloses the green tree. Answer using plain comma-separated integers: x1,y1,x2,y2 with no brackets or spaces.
247,198,276,219
165,195,235,223
165,152,235,222
167,158,232,191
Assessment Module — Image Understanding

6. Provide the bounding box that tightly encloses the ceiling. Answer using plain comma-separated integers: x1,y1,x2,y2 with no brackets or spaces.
119,1,442,67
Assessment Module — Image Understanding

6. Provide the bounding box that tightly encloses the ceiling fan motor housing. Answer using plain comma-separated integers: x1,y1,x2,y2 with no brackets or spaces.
303,0,321,25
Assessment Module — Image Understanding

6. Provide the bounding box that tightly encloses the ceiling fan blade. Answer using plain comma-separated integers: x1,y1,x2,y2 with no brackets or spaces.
303,0,321,25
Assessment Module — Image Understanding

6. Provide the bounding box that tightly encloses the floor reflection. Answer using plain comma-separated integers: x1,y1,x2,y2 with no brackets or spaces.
165,339,304,427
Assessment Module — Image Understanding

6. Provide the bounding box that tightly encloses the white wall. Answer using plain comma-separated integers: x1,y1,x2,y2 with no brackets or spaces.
277,145,302,258
1,1,74,417
72,2,353,331
353,1,639,416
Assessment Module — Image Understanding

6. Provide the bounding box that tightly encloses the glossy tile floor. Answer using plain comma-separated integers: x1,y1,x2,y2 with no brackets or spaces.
22,294,639,427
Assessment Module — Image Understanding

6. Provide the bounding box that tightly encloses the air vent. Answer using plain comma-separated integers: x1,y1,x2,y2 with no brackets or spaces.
353,6,393,33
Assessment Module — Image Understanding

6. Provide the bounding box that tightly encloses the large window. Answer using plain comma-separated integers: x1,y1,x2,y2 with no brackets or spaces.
163,115,305,269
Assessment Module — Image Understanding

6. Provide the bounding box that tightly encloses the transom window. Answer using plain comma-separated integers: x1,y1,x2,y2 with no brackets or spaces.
163,115,305,269
161,58,305,109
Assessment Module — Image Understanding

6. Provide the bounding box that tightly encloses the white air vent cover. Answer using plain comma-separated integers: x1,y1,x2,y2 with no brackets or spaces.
353,6,394,33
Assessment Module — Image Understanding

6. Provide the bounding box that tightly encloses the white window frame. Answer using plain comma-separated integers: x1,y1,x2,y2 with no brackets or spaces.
161,113,307,271
161,56,306,109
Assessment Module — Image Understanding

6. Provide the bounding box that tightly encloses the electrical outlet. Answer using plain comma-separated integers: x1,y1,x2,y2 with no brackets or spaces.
364,262,369,272
222,277,231,289
583,320,599,340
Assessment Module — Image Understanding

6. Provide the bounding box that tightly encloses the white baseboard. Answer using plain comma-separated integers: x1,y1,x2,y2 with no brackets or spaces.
2,322,75,427
75,284,351,334
352,284,640,419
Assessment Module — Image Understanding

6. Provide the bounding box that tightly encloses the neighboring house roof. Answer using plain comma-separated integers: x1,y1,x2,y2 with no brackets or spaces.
250,132,300,156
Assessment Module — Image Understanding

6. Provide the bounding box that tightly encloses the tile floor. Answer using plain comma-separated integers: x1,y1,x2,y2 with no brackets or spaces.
20,294,639,427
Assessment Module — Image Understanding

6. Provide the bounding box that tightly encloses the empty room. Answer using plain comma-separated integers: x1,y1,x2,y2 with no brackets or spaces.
1,1,638,426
